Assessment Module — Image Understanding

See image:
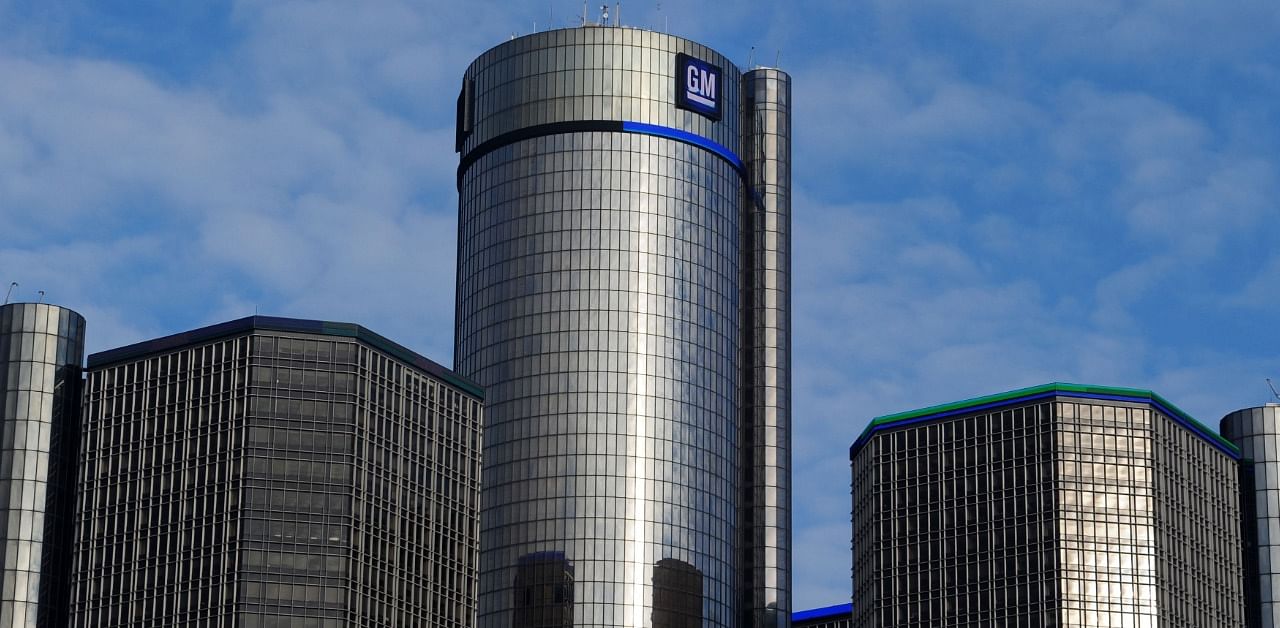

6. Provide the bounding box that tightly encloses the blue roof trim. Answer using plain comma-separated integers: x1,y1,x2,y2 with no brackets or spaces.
793,603,853,622
621,121,744,171
852,388,1240,460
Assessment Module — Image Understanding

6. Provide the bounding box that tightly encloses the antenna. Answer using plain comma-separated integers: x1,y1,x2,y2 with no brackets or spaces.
4,282,15,305
775,49,781,68
37,290,45,303
600,4,609,26
616,2,621,26
1268,378,1280,402
748,46,755,68
582,1,588,26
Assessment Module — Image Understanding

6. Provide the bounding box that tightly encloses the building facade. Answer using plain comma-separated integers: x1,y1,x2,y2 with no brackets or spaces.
851,383,1245,627
1220,403,1280,628
454,25,791,628
70,316,482,627
0,303,86,628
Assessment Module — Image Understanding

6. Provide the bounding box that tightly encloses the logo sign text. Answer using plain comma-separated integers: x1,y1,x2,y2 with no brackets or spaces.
676,53,722,120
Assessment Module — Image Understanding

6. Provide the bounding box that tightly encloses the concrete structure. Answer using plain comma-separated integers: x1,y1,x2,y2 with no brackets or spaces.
0,303,85,627
1221,403,1280,628
70,316,482,628
851,383,1245,626
454,25,791,628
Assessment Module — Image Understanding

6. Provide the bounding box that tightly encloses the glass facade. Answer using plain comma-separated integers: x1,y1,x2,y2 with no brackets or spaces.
851,384,1245,627
455,26,791,628
0,303,85,628
1221,404,1280,628
70,316,483,627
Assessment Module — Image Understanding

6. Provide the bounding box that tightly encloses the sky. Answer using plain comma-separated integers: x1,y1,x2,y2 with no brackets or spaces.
3,0,1279,611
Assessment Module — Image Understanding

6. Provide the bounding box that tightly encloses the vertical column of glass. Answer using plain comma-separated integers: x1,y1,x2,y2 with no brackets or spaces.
1222,404,1280,628
0,303,85,628
1053,401,1159,626
741,68,792,628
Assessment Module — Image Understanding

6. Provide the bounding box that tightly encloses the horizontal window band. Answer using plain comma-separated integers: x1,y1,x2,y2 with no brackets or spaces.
457,120,745,189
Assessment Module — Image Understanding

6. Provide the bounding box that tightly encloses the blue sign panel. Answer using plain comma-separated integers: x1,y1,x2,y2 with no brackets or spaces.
676,53,722,120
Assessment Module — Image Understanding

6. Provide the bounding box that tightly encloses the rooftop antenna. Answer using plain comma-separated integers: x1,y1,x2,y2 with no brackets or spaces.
775,49,781,68
600,4,609,26
1268,378,1280,402
582,1,588,26
616,2,621,26
4,282,15,305
37,290,45,304
748,46,755,68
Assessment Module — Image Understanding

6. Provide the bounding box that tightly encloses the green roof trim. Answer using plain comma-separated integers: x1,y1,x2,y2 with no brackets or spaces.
851,382,1238,459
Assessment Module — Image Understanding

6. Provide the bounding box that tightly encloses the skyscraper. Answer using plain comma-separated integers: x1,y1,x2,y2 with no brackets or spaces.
1220,403,1280,628
70,316,483,627
851,383,1245,626
0,302,85,628
453,25,791,628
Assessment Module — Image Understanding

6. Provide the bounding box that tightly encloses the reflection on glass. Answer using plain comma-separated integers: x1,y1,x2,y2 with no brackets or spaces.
512,551,574,628
652,558,702,628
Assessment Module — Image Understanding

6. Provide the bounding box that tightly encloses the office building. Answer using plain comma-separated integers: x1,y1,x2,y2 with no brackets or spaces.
791,603,852,628
454,24,791,628
0,302,85,628
850,383,1245,626
1221,403,1280,628
70,316,483,628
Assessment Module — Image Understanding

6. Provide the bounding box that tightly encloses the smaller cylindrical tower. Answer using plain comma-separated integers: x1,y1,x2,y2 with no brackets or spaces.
1221,403,1280,628
0,302,86,627
740,66,792,628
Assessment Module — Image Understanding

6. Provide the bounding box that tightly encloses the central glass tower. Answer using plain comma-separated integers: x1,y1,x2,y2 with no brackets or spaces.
454,25,791,628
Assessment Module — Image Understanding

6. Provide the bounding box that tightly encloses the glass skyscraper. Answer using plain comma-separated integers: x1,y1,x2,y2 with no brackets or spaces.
0,302,85,628
1220,403,1280,628
850,383,1245,627
453,25,791,628
70,316,483,627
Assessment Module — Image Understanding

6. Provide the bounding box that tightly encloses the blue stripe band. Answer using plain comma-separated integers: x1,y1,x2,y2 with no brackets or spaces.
457,120,745,189
621,121,744,170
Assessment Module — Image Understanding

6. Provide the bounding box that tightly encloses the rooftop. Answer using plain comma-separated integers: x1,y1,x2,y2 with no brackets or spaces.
850,382,1237,460
87,315,482,399
793,603,853,623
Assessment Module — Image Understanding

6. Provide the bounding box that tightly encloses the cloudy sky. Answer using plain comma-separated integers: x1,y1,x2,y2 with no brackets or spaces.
4,0,1279,610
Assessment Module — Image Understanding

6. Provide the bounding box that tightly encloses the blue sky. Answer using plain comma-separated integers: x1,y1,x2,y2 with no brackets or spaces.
3,0,1279,610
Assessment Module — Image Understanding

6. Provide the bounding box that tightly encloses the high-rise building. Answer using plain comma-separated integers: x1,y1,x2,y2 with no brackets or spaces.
850,383,1245,626
1220,403,1280,628
70,316,483,628
0,302,85,628
453,25,791,628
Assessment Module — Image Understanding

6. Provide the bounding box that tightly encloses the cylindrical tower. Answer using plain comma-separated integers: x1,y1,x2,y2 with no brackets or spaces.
0,302,85,627
455,26,769,628
740,67,792,628
1221,404,1280,628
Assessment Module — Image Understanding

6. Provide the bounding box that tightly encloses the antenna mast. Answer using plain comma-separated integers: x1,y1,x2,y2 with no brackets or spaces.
1268,378,1280,402
3,282,15,305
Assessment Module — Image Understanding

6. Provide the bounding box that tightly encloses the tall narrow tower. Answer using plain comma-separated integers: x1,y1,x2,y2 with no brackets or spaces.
454,26,791,628
1221,403,1280,627
0,302,85,628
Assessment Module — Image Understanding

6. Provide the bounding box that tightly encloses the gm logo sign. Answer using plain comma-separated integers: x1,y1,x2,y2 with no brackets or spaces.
676,53,722,120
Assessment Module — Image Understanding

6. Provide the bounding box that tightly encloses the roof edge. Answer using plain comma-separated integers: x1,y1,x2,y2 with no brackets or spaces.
792,603,853,622
87,315,483,399
850,382,1237,460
